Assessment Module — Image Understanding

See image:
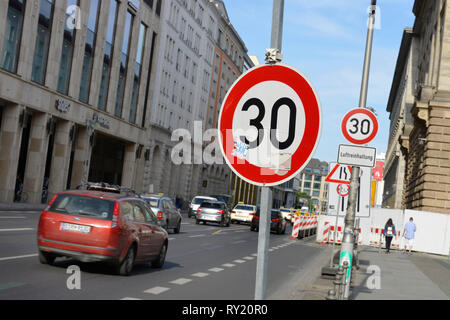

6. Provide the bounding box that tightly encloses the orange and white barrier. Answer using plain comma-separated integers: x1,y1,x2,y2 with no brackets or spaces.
329,225,344,244
289,216,301,240
321,221,330,245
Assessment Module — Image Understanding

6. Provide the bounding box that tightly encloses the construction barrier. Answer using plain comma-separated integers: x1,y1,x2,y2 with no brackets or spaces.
289,216,301,240
321,221,330,245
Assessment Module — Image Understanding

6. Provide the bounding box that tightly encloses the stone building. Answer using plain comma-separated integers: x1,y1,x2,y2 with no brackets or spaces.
0,0,161,203
385,0,450,214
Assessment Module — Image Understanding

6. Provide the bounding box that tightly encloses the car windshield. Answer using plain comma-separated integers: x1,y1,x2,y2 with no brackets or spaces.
234,205,254,211
200,202,222,209
192,197,212,205
48,194,115,220
144,198,159,207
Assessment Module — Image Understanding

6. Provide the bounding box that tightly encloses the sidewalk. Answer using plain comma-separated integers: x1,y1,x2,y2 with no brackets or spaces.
302,245,450,300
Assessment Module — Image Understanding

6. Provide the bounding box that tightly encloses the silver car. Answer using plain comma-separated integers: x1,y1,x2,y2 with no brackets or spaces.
195,201,230,227
142,195,182,233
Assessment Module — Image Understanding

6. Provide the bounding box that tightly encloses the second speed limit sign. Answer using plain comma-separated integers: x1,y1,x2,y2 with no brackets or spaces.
341,108,378,145
218,64,322,186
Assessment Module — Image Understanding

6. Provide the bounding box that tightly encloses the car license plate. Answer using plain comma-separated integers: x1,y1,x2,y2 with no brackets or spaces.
62,223,91,234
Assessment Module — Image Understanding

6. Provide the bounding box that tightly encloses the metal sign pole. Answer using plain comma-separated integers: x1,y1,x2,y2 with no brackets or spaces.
254,0,284,301
254,186,272,300
340,0,377,299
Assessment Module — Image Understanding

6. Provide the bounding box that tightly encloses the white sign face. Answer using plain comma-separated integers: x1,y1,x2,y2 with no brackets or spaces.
231,81,306,170
338,144,376,168
327,162,371,217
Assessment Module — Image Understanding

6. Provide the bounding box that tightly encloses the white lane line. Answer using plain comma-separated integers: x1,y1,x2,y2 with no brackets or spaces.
231,240,247,244
144,287,170,295
222,263,235,268
243,256,254,260
208,267,224,273
0,217,26,219
189,235,205,238
0,254,38,262
121,297,142,300
0,228,34,232
192,272,209,278
170,278,192,285
269,249,274,252
233,259,246,264
168,238,176,241
251,253,258,256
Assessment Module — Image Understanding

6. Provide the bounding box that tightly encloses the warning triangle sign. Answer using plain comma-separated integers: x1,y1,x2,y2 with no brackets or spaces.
325,164,353,184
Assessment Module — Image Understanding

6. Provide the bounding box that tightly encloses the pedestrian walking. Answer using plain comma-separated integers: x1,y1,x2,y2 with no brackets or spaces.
402,217,417,255
383,218,396,254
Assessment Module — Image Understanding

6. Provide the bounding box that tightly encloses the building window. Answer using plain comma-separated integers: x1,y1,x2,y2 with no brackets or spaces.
79,0,100,103
114,10,134,118
57,0,78,95
143,0,153,9
155,0,162,16
142,32,157,128
1,0,26,73
31,0,55,85
129,23,146,124
98,0,118,111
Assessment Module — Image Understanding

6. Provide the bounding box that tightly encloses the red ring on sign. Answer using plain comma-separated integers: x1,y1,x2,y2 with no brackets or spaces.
341,108,378,145
218,64,321,186
337,184,349,197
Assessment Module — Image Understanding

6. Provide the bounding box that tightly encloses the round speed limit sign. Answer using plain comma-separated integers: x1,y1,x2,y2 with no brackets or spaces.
341,108,378,145
218,64,322,186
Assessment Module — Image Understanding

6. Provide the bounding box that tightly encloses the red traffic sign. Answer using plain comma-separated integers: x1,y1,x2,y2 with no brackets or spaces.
218,64,322,187
341,108,378,145
337,184,350,197
326,163,352,185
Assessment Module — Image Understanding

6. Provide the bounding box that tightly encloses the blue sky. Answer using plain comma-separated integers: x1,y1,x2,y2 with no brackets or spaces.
224,0,416,163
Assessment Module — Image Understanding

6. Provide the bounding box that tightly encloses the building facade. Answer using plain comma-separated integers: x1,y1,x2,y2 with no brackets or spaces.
0,0,161,203
383,28,415,209
297,158,329,214
385,0,450,214
145,0,253,202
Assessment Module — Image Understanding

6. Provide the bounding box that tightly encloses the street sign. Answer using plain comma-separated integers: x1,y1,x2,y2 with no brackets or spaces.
338,144,376,168
218,64,322,187
327,162,371,217
341,108,378,145
325,163,352,185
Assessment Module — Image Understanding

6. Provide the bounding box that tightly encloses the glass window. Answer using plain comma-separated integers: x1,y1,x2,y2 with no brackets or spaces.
120,201,134,221
98,0,118,111
129,23,146,124
114,11,133,118
79,0,100,103
314,183,321,190
48,193,115,221
1,0,26,73
31,0,55,85
57,0,78,95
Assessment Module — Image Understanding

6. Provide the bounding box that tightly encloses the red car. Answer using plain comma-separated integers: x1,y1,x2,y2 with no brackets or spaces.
37,186,168,276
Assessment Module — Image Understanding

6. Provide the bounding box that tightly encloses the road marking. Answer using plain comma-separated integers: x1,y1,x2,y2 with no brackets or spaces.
192,272,209,278
269,249,274,252
222,263,235,268
0,228,34,232
0,254,38,262
0,217,26,219
168,238,176,241
144,287,170,295
251,253,258,256
121,297,142,300
208,267,224,272
170,278,192,285
212,230,223,235
233,259,246,264
243,256,254,260
231,240,247,244
189,235,205,238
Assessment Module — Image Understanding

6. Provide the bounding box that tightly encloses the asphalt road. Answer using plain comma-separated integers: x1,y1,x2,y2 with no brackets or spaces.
0,210,327,300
